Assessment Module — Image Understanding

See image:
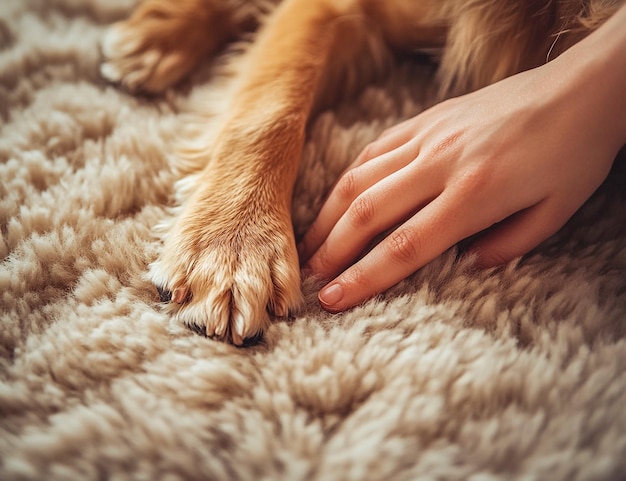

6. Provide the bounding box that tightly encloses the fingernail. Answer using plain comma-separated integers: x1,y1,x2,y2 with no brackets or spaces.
319,283,344,307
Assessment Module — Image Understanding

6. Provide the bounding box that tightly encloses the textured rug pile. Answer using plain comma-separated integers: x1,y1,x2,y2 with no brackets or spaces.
1,1,626,480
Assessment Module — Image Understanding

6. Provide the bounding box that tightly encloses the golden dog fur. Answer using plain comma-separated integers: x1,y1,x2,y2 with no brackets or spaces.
101,0,622,345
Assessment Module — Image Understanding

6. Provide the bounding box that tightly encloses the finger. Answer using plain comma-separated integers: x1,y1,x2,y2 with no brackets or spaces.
350,117,419,168
317,192,478,312
305,163,442,280
298,138,420,263
298,118,422,264
466,200,570,268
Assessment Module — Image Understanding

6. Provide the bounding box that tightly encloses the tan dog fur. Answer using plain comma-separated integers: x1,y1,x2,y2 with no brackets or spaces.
101,0,621,345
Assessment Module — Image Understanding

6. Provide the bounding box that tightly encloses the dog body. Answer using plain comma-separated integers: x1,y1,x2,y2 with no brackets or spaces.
101,0,622,344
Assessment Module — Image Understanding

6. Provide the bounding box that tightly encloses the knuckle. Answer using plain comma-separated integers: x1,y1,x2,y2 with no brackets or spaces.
386,228,420,264
348,194,375,228
343,263,370,292
335,170,359,201
359,142,378,161
459,165,492,195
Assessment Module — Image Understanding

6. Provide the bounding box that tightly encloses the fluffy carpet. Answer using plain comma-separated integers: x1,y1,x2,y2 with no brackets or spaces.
1,1,626,480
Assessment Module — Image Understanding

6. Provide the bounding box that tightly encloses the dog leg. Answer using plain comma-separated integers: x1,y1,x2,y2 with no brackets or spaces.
149,0,399,344
100,0,272,93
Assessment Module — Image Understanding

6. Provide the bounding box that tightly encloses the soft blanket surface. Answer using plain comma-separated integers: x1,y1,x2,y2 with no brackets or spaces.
1,1,626,480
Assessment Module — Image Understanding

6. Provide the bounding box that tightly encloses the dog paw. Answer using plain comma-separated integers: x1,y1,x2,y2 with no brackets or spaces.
100,8,210,93
148,202,302,345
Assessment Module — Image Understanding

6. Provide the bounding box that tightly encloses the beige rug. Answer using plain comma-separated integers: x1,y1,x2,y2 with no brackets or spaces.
2,1,626,480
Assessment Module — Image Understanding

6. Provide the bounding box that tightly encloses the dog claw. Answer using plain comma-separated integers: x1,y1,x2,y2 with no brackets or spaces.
156,285,172,303
231,330,243,346
232,313,246,346
189,323,207,337
172,287,190,304
241,332,264,347
156,285,190,304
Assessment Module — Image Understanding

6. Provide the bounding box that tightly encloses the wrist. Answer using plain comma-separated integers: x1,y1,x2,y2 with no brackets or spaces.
552,6,626,151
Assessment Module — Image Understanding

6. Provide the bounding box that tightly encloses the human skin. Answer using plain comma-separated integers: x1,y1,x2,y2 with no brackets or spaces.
298,4,626,313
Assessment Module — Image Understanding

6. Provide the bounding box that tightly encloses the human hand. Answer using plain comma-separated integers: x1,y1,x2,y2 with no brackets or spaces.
298,56,623,313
